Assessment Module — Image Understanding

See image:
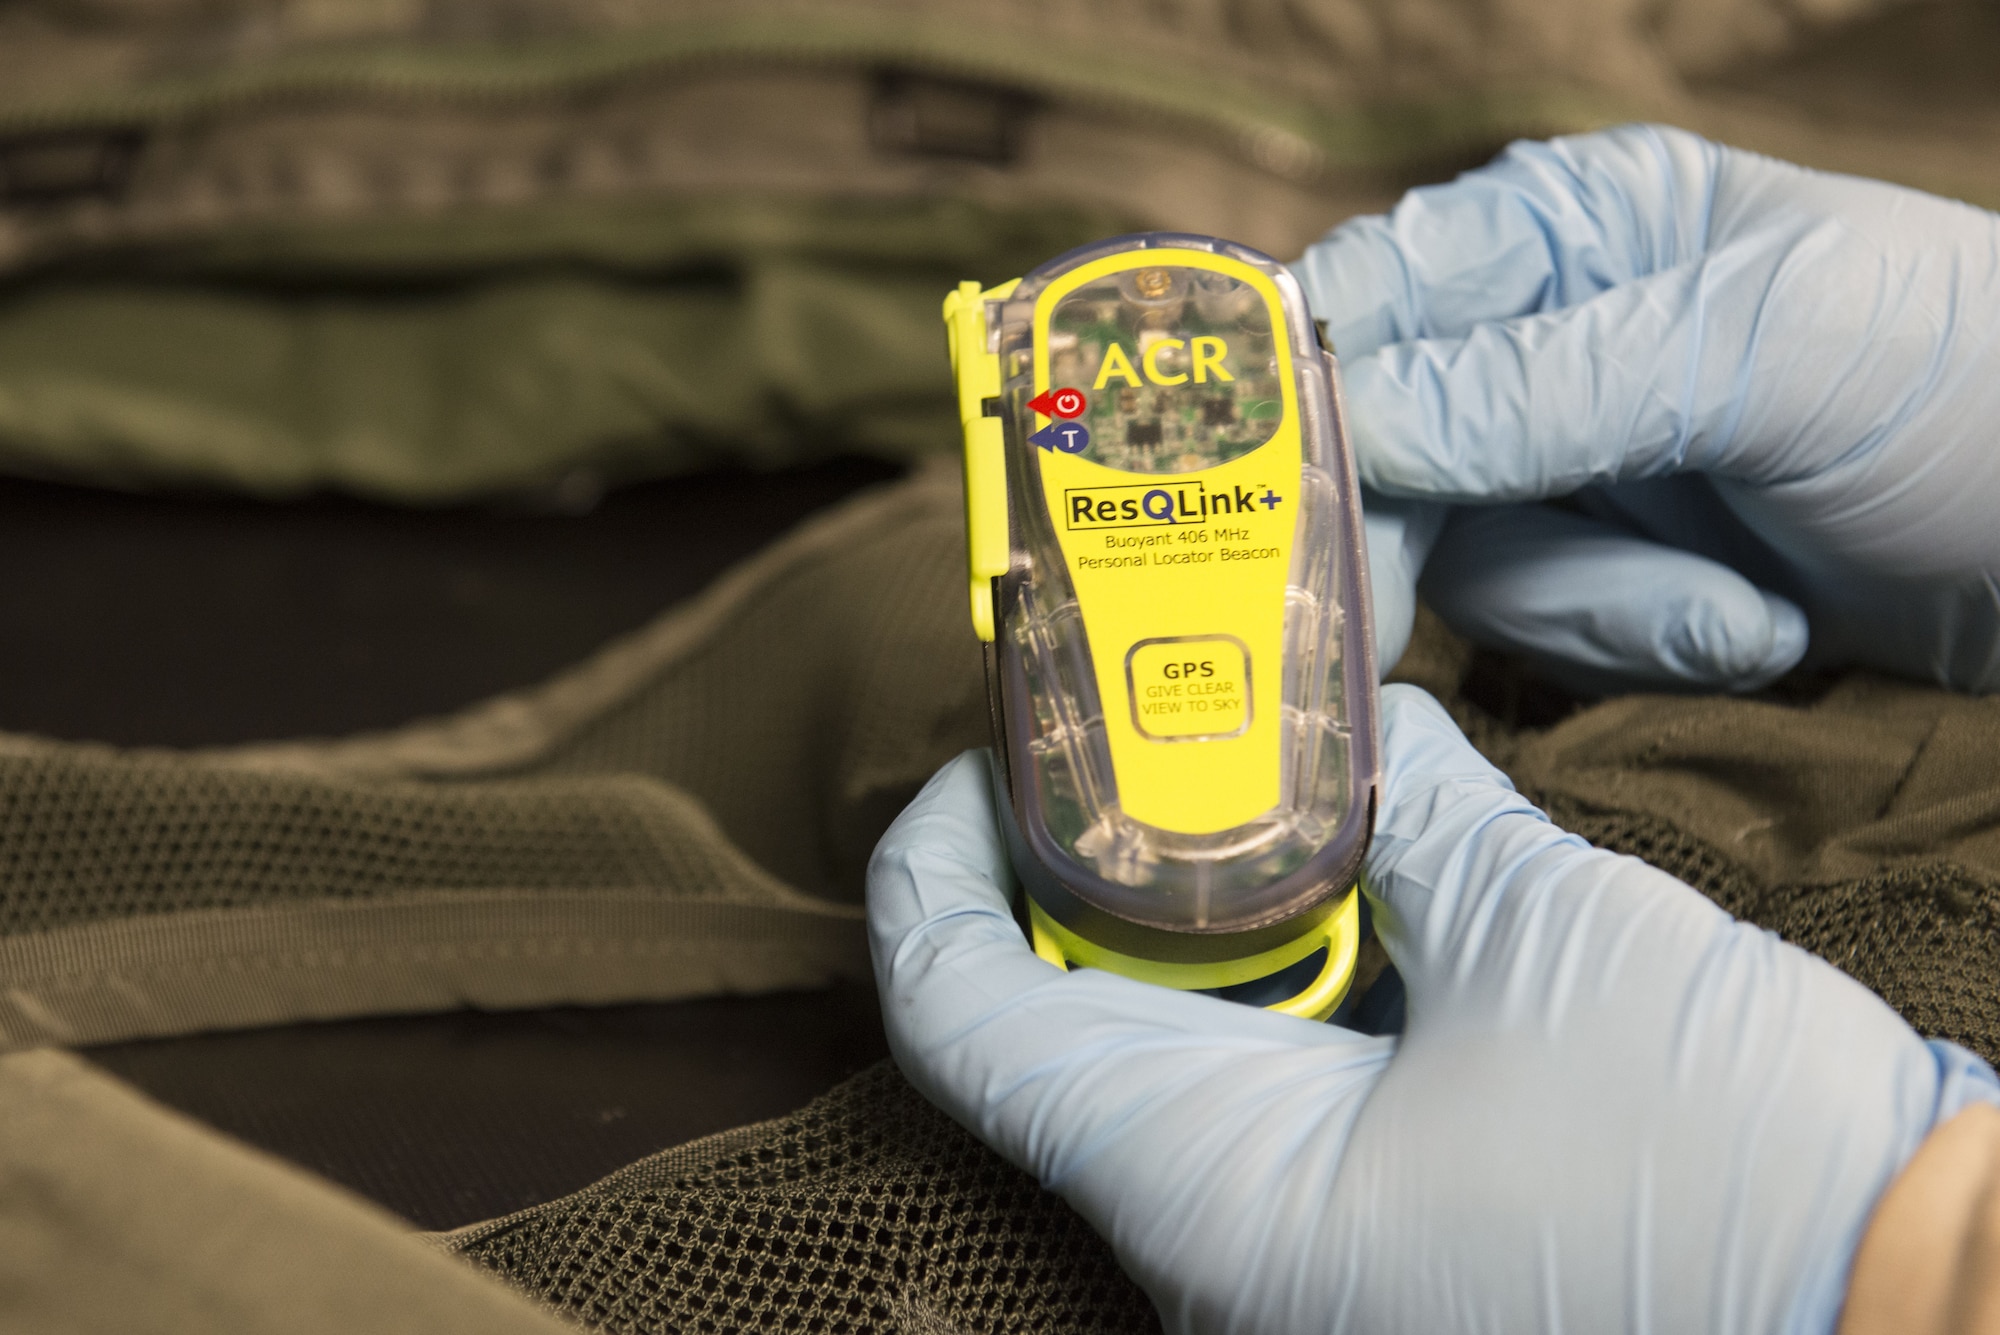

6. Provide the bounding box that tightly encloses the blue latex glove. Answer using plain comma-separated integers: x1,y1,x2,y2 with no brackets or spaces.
1360,496,1445,679
1302,125,2000,692
869,686,2000,1334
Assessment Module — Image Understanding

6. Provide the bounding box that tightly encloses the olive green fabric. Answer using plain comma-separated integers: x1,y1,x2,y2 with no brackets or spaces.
0,199,1125,499
1499,678,2000,890
0,0,1432,501
0,1047,575,1334
0,462,985,1048
0,0,1969,185
2,0,1997,499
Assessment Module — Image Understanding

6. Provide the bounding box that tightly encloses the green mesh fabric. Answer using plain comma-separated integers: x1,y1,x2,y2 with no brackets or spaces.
0,466,986,1048
0,752,798,936
1758,865,2000,1057
449,1061,1160,1335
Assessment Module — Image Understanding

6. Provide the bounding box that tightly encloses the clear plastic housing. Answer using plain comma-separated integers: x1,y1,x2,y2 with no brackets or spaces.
1045,269,1285,473
993,234,1378,939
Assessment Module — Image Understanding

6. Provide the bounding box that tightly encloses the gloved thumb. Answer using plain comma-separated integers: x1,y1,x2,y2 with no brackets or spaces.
1362,493,1446,677
867,752,1379,1168
1364,684,1626,1012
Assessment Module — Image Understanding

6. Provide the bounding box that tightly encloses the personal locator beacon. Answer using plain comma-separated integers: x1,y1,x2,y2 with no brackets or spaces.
945,233,1380,1020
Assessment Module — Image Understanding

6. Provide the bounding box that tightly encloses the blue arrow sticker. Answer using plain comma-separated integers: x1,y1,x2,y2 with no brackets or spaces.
1031,421,1090,454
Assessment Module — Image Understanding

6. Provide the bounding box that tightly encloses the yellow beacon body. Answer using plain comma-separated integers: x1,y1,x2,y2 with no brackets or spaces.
946,233,1380,1021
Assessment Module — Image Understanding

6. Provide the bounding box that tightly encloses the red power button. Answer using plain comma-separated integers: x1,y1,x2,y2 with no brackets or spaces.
1028,388,1087,419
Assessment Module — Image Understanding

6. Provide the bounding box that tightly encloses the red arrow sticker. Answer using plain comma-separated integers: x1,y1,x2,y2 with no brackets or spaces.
1028,388,1088,419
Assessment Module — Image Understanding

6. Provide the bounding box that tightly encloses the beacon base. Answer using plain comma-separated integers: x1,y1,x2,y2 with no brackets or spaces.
1025,889,1361,1022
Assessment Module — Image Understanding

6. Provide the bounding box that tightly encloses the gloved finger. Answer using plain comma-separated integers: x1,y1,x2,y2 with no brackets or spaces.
1362,492,1448,677
866,750,1065,1088
1420,503,1808,694
1362,684,1679,1014
1344,257,1749,503
868,753,1393,1298
1291,124,1715,357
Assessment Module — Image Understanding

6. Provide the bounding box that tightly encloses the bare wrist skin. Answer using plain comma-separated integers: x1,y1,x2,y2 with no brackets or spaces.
1841,1105,2000,1335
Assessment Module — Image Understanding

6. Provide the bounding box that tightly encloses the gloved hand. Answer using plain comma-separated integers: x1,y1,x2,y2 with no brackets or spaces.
868,685,2000,1334
1306,125,2000,693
